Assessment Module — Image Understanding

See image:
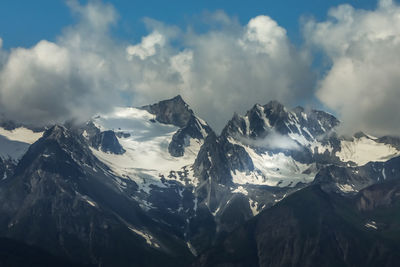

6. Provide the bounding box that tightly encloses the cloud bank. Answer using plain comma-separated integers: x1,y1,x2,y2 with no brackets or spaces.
1,0,399,137
304,0,400,136
0,0,313,131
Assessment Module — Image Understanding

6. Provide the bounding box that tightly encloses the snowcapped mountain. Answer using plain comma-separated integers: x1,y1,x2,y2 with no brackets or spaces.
195,100,400,194
0,124,194,266
0,95,399,266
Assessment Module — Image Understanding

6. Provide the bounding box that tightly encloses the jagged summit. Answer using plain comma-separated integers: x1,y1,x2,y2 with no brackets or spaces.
222,100,339,141
14,124,94,177
142,95,194,128
139,95,214,157
42,125,68,139
91,130,126,155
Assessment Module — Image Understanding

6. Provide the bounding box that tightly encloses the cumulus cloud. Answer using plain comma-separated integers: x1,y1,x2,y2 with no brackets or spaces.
0,0,125,125
304,0,400,136
0,0,313,131
121,14,314,132
163,15,313,132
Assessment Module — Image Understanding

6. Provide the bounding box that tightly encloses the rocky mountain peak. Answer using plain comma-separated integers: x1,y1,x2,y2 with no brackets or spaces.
142,95,193,127
91,130,125,155
263,100,286,113
42,125,69,140
141,95,214,158
223,100,341,143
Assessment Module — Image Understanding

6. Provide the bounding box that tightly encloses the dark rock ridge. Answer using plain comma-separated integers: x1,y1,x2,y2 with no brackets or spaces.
313,155,400,195
194,132,254,187
168,115,212,157
221,101,342,165
188,100,400,254
190,131,260,246
142,95,193,128
91,130,126,155
356,176,400,211
192,100,343,209
189,100,344,252
194,180,400,267
0,125,193,267
143,95,213,157
222,101,339,141
377,135,400,150
70,121,125,155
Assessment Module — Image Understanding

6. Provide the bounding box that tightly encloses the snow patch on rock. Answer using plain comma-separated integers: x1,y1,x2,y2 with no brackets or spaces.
336,136,400,166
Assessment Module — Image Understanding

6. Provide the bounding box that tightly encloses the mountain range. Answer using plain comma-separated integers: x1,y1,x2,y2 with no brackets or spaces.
0,95,399,266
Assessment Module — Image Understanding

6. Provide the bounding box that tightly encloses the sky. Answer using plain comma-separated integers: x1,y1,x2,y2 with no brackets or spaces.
0,0,399,136
0,0,378,49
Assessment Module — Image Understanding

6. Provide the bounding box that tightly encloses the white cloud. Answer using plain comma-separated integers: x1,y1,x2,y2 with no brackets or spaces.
239,131,301,150
0,1,123,125
240,16,287,56
66,0,117,33
126,31,165,60
148,15,314,132
0,1,313,131
304,0,400,136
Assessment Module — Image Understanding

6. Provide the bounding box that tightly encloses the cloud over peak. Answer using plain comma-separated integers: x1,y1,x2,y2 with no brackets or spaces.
0,1,314,131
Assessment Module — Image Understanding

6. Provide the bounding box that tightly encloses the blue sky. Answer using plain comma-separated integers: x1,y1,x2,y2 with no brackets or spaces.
0,0,379,49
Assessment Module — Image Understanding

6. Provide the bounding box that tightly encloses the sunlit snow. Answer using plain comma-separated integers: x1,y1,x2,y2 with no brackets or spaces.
0,127,43,144
0,127,43,161
91,107,202,191
336,136,400,166
230,138,316,187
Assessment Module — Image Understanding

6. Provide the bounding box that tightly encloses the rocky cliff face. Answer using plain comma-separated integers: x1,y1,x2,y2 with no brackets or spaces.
142,95,213,158
90,130,126,154
313,155,400,195
142,95,194,128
